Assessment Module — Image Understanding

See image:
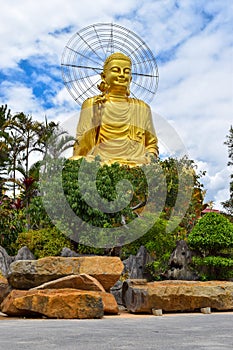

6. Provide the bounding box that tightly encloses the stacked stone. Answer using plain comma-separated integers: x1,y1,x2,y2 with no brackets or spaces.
0,248,123,319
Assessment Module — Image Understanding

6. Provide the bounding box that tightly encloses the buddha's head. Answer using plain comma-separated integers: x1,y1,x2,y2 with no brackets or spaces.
98,52,132,95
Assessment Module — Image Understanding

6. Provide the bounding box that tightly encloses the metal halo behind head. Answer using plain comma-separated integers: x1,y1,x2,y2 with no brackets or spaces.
61,23,159,106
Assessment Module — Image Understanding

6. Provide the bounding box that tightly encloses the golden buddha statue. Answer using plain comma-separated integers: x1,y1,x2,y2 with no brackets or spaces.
71,52,159,165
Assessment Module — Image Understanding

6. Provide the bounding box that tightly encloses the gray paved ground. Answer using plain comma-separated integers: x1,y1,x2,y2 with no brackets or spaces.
0,313,232,350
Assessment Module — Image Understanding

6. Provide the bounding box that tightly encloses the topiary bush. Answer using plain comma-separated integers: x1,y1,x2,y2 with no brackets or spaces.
15,227,74,259
187,212,233,280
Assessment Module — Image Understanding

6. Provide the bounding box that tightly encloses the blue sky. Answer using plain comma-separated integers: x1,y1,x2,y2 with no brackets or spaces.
0,0,232,210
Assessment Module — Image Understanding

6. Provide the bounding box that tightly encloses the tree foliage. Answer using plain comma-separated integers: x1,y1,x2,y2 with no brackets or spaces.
188,212,233,279
222,126,233,215
188,212,233,254
0,197,26,255
0,105,58,199
0,105,11,195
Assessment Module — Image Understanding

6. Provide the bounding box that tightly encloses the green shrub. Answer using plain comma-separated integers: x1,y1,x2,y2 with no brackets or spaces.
0,198,26,255
192,256,233,280
188,212,233,280
188,212,233,255
15,227,73,258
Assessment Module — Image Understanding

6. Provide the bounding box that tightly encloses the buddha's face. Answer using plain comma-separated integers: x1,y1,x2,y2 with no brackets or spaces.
103,58,132,93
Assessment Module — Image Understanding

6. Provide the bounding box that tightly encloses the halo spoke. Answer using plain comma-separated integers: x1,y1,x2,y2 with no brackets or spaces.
61,23,159,106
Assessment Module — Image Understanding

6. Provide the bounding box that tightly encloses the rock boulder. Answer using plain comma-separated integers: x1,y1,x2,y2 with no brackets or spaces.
164,240,197,280
0,246,14,277
122,280,233,313
1,289,104,319
123,246,153,280
7,256,124,291
60,247,81,257
110,280,124,305
14,246,35,261
0,275,11,306
31,274,105,292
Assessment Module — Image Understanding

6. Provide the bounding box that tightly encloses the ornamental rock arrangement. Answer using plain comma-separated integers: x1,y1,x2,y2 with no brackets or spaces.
0,247,123,319
1,245,233,319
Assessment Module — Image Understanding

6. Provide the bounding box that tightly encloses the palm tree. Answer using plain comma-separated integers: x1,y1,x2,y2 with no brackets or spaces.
44,125,75,159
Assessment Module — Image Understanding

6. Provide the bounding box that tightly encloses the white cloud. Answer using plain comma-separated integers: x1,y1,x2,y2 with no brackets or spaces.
148,2,233,211
195,160,231,210
0,0,140,64
0,81,41,115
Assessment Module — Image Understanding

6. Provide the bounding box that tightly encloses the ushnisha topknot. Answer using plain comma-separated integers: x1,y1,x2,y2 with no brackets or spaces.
103,52,132,73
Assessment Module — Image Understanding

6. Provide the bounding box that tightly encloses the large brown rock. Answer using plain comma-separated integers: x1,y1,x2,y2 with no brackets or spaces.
97,290,119,314
1,289,105,319
31,274,105,292
7,256,124,291
30,275,118,314
122,280,233,313
0,275,11,306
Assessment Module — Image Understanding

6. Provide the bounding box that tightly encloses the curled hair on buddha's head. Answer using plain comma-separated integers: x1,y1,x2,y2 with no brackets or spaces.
103,52,132,73
97,52,132,94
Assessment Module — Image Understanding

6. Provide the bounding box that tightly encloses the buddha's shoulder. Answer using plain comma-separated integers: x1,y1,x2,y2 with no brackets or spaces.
81,97,96,109
128,98,150,109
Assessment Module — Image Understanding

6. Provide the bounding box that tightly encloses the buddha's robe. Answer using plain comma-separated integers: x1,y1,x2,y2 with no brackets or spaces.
71,96,158,165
